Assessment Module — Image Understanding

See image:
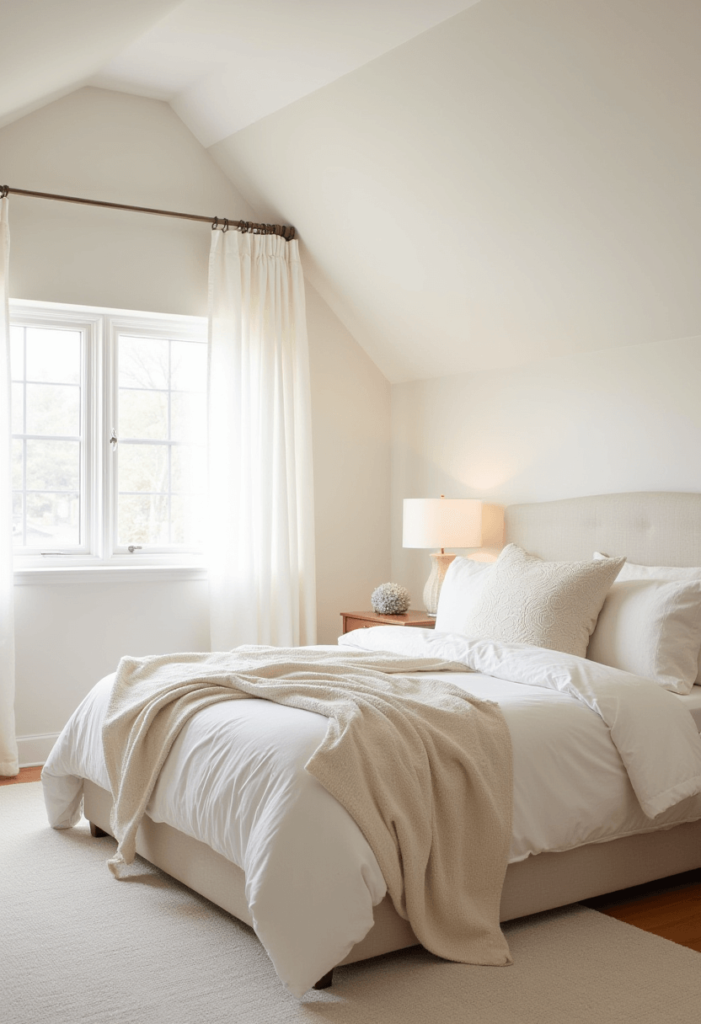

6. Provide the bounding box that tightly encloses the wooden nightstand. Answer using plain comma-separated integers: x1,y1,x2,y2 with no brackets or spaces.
341,610,436,634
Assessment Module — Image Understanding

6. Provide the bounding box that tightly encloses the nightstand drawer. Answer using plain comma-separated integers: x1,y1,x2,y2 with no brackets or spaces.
341,611,435,634
344,616,377,632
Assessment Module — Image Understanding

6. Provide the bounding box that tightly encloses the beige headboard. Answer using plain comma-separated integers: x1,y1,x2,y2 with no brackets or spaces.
505,492,701,567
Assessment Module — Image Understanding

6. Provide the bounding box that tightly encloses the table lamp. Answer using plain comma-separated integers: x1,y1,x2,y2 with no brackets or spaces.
403,496,482,615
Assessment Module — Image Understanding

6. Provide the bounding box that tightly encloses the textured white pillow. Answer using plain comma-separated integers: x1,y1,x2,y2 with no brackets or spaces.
458,544,624,657
434,557,492,634
593,553,701,686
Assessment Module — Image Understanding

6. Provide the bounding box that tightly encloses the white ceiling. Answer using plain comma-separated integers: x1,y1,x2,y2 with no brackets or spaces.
209,0,701,382
2,0,700,384
0,0,180,130
90,0,482,147
0,1,481,143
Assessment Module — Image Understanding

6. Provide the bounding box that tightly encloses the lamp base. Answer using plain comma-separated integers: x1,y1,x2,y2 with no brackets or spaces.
423,552,457,616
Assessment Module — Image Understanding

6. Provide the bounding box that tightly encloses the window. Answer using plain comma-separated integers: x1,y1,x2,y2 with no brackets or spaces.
10,301,207,571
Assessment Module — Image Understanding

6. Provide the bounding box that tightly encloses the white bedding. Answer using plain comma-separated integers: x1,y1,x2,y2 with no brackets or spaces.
679,686,701,729
42,631,701,997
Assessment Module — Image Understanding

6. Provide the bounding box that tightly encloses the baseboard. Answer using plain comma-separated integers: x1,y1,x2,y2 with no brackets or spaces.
17,732,59,767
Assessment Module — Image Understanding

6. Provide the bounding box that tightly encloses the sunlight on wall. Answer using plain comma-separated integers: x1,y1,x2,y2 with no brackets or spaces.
459,456,531,493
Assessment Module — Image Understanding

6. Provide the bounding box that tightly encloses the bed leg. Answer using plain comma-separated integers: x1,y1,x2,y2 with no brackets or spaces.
313,969,334,990
89,821,108,838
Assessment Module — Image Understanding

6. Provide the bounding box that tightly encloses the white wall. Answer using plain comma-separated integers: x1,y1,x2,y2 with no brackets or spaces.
13,577,210,763
0,87,391,760
1,87,244,318
307,282,390,644
392,335,701,605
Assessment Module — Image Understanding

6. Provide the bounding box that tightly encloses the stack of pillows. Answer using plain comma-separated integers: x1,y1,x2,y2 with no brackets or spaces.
435,544,701,695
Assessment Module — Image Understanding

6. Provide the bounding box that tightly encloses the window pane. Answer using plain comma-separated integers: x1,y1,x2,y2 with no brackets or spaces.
171,445,206,495
114,328,207,551
25,492,80,549
25,383,80,437
171,392,206,443
25,440,80,491
171,341,207,392
118,494,169,546
119,336,169,390
119,389,168,440
11,318,84,553
171,496,205,545
10,327,24,380
11,383,23,434
26,328,80,384
119,443,168,494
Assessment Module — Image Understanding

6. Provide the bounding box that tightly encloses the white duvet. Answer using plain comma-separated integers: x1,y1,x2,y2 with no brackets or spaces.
42,629,701,997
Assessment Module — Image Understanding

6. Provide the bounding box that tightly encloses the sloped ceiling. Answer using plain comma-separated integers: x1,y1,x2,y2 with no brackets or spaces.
209,0,701,381
92,0,481,145
0,0,180,129
1,0,700,383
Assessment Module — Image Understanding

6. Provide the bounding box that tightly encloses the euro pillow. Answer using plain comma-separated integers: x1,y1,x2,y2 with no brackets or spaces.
586,577,701,695
434,557,492,634
457,544,624,657
593,553,701,686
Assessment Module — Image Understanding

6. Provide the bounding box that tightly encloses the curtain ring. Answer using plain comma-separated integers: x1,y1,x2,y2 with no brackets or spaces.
222,218,229,232
0,185,8,199
212,216,219,231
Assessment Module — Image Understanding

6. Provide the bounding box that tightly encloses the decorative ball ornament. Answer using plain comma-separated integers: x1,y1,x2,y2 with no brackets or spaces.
371,582,411,615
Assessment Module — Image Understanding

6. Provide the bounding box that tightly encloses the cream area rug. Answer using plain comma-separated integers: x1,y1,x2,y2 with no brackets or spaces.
3,784,701,1024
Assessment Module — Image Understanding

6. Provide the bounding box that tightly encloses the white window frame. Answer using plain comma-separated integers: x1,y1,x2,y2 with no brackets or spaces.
10,299,208,582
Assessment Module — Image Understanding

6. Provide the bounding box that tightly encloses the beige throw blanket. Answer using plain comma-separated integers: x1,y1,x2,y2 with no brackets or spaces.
103,646,513,967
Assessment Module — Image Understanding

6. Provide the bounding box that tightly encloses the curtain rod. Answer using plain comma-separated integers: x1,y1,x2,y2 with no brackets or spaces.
0,184,296,241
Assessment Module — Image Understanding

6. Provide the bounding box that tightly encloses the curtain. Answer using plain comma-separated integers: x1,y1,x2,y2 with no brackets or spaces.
0,195,18,776
207,230,316,650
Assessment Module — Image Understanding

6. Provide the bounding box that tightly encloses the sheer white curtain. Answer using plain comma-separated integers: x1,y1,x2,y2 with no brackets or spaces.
0,195,18,776
207,229,316,650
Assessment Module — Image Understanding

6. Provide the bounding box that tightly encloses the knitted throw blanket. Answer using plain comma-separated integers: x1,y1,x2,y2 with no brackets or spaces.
102,646,514,967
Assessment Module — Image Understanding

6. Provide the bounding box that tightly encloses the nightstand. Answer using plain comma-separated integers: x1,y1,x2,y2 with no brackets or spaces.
341,610,436,634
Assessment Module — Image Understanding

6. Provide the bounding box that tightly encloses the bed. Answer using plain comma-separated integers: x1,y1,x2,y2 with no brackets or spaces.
41,492,701,996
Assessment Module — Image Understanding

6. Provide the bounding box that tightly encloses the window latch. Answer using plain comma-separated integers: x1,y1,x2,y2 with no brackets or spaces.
127,545,142,554
109,431,118,451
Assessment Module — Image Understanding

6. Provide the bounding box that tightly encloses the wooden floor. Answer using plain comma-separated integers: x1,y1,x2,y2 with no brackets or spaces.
583,868,701,953
3,766,700,954
0,765,42,786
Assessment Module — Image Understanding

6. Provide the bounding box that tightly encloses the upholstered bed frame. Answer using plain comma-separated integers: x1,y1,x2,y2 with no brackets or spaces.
84,491,701,986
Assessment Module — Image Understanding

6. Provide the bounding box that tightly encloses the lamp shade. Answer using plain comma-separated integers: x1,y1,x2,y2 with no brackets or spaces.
403,498,482,549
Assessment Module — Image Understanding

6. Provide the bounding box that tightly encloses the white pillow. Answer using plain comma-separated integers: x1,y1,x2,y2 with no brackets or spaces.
456,544,624,657
587,578,701,694
435,557,492,634
593,553,701,686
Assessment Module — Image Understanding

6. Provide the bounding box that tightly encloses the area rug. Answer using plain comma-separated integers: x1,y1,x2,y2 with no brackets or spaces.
2,783,700,1024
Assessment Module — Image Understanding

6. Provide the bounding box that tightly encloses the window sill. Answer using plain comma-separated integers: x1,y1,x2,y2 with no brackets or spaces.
13,565,208,586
